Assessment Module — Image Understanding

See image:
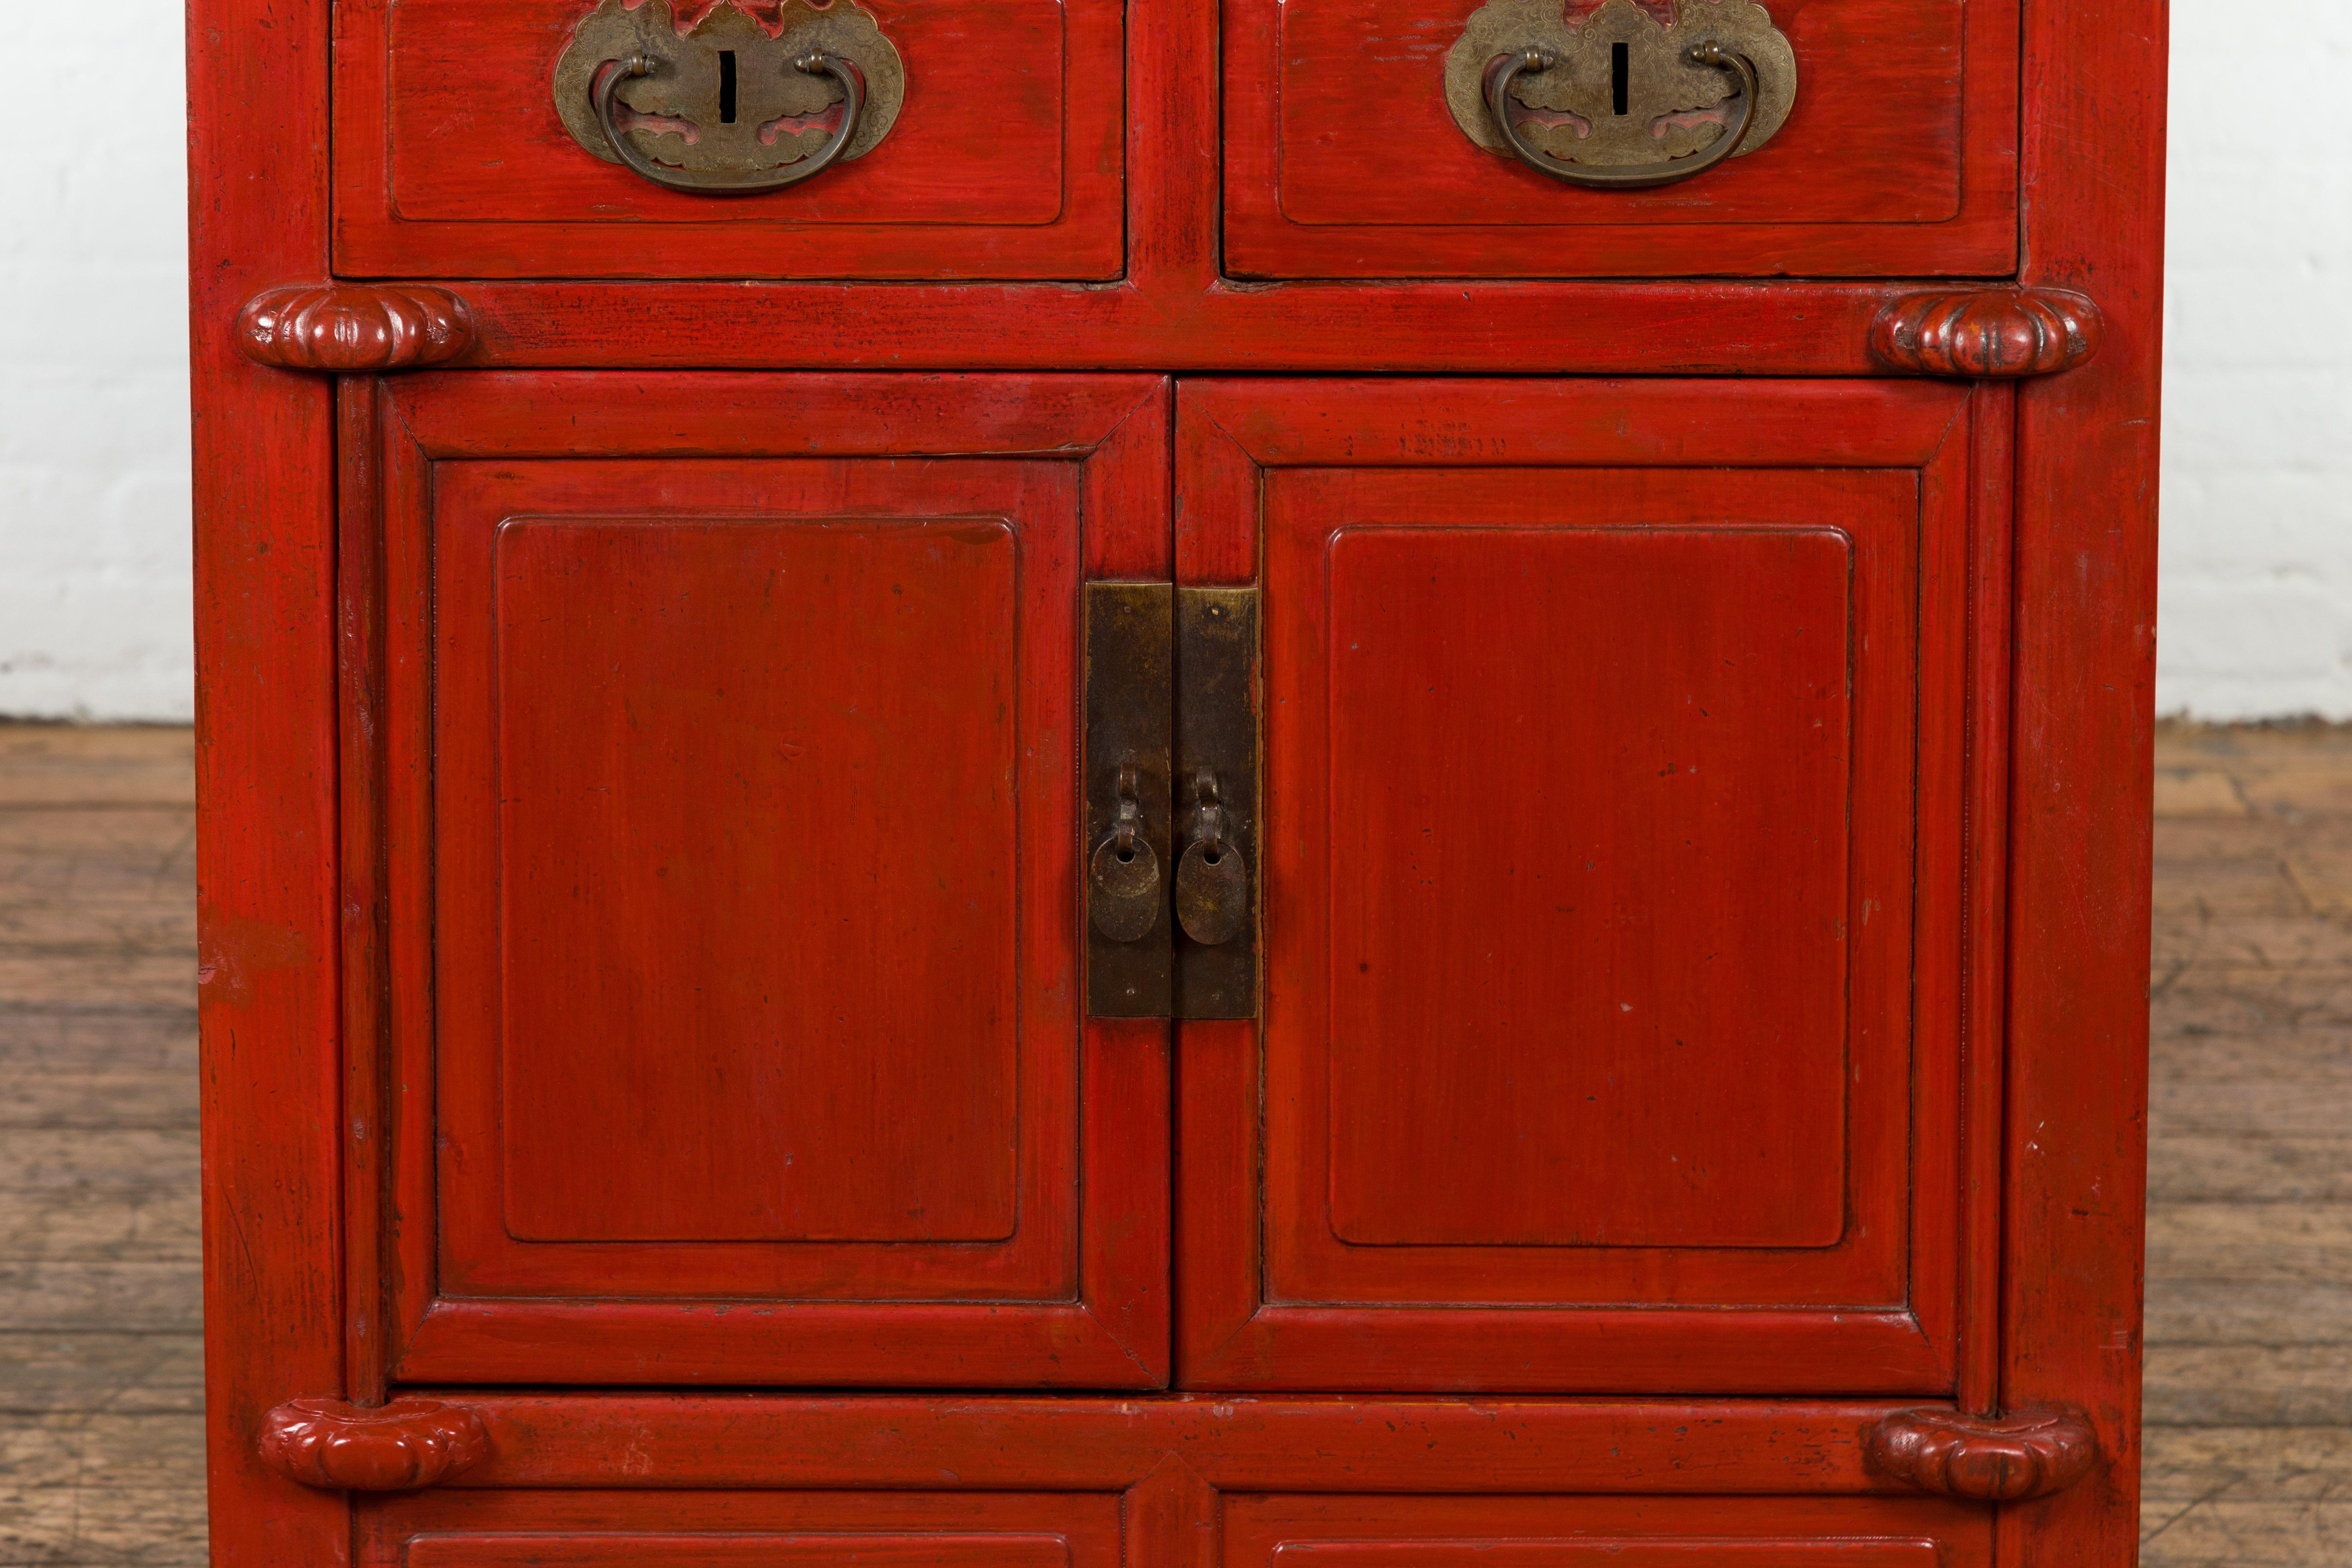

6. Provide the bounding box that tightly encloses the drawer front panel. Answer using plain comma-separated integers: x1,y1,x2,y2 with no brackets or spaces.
1176,378,2012,1393
346,1408,1995,1568
1228,1496,1985,1568
332,0,1122,278
355,373,1171,1389
1224,0,2018,278
367,1492,1122,1568
413,1536,1081,1568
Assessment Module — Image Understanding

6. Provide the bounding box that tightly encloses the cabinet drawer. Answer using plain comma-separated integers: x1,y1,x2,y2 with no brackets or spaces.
1224,0,2018,278
364,1491,1123,1568
1226,1496,1986,1568
331,0,1121,278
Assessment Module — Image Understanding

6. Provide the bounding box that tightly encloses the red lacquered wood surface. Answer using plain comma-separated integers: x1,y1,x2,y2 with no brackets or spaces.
1225,0,2018,278
1174,378,2007,1394
347,372,1170,1387
485,515,1027,1247
368,1394,1934,1489
189,0,347,1561
2000,3,2167,1562
333,0,1123,279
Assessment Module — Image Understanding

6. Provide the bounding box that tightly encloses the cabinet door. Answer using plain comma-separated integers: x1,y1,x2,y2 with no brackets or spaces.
355,373,1170,1388
1176,379,2011,1394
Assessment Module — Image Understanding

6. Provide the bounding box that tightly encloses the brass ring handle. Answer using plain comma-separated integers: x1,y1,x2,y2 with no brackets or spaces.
593,50,864,195
1483,40,1759,190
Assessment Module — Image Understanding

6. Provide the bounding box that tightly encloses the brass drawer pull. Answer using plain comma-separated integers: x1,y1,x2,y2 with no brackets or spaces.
1448,0,1797,189
555,0,904,196
1484,40,1757,190
591,49,864,196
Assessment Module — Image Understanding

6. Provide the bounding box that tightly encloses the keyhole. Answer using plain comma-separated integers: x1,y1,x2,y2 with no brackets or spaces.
1612,42,1629,116
718,49,738,123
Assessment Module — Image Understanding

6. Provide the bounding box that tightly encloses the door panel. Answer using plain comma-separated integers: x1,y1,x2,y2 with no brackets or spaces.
359,373,1171,1388
495,517,1024,1246
1176,379,2008,1393
1323,522,1856,1253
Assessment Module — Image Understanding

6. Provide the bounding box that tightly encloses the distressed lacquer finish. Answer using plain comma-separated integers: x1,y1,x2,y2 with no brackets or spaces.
194,0,2164,1559
489,516,1023,1245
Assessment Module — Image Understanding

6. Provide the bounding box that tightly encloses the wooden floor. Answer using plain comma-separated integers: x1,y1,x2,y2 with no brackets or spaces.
0,722,2346,1565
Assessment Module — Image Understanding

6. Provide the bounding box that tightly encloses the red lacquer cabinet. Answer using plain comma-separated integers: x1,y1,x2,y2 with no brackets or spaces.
189,1,2163,1564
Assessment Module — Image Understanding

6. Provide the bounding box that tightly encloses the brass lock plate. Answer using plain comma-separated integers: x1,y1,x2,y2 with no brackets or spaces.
1173,588,1259,1022
1446,0,1796,176
554,0,904,183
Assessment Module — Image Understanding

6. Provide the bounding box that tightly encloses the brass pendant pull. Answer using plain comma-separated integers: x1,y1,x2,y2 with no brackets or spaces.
1090,763,1165,944
1175,769,1250,947
592,49,864,196
1446,0,1797,189
1484,40,1758,190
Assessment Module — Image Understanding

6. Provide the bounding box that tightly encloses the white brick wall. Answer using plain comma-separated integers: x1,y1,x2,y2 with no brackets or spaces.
1,0,2344,720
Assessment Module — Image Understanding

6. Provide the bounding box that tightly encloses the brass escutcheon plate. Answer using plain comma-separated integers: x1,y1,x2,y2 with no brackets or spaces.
1446,0,1796,173
554,0,904,181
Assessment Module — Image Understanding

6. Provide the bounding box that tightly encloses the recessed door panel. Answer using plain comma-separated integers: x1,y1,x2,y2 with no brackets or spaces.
1176,379,2004,1394
1323,525,1854,1252
1266,466,1914,1318
495,517,1022,1246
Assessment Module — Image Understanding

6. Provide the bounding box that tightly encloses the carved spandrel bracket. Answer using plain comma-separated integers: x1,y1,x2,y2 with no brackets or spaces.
1865,1406,2098,1501
1870,288,2104,379
236,285,474,373
259,1397,488,1490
